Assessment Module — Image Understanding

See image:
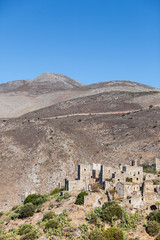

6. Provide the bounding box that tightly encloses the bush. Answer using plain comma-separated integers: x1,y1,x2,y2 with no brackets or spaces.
50,188,60,195
102,201,122,225
18,224,33,235
75,191,88,205
42,211,56,221
147,210,160,223
126,177,132,182
24,194,47,207
153,180,160,185
19,203,35,218
12,205,18,211
86,207,102,225
146,221,160,236
10,212,19,220
45,218,59,230
142,164,156,174
56,192,71,202
104,227,123,240
21,230,38,240
87,212,99,225
63,193,71,199
119,209,139,230
89,228,105,240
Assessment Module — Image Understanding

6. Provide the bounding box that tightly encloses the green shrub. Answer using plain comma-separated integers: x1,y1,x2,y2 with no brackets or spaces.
79,222,89,235
56,196,62,202
50,188,60,195
87,212,99,225
18,224,33,235
10,212,19,220
153,180,160,185
119,209,139,230
21,230,38,240
104,227,123,240
24,194,38,204
89,228,105,240
75,191,88,205
105,178,112,182
18,225,39,240
146,221,160,236
19,203,35,218
42,211,56,221
102,201,122,225
12,205,19,211
86,207,102,225
147,210,160,223
142,164,156,174
63,193,71,199
45,218,59,230
56,192,71,202
126,177,132,182
24,194,47,207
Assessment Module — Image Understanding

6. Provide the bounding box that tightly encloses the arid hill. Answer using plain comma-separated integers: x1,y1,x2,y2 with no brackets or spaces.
0,73,160,118
0,74,160,211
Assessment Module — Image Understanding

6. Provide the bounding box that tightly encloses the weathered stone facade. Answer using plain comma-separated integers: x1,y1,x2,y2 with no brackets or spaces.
65,159,160,208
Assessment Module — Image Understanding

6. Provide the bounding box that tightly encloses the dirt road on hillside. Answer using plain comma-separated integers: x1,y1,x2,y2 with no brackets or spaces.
42,109,143,120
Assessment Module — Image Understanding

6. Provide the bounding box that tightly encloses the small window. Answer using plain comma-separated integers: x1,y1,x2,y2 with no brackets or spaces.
129,200,131,204
84,169,86,171
138,172,140,175
137,178,138,180
118,179,120,181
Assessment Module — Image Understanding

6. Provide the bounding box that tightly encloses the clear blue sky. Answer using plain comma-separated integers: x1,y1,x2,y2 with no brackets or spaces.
0,0,160,88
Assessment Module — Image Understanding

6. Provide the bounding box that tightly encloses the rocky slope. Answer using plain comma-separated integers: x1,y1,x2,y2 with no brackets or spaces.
0,74,160,211
0,73,160,118
0,74,160,209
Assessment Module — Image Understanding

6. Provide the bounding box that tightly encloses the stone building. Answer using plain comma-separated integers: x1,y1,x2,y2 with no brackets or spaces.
65,158,160,208
115,182,141,199
65,163,101,191
122,160,143,183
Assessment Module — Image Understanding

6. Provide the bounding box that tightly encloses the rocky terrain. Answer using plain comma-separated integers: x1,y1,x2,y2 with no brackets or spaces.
0,73,160,211
1,72,160,118
0,190,157,240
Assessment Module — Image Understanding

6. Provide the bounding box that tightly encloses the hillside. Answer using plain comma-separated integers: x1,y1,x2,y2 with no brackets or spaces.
0,190,157,240
0,73,160,118
0,72,84,118
0,77,160,211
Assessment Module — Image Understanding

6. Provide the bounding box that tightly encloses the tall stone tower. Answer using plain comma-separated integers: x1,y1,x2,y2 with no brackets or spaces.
131,160,137,167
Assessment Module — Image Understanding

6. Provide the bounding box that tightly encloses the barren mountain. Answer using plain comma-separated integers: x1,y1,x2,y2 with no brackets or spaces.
0,73,160,118
0,74,160,211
